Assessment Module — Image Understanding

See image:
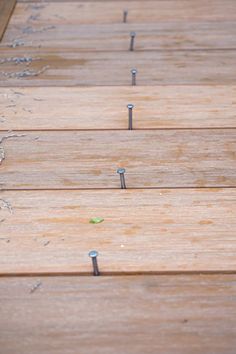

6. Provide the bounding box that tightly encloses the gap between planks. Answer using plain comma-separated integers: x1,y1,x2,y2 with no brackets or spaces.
1,270,236,277
1,128,236,132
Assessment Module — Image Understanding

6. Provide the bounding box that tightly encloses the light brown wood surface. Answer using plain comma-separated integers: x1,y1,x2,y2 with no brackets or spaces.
0,130,235,189
0,189,235,274
10,1,236,26
0,1,236,353
0,0,16,40
1,86,236,130
1,49,236,86
0,0,236,352
3,21,236,50
1,275,236,354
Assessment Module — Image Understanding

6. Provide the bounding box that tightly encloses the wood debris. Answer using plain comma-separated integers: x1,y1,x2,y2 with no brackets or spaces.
0,199,13,214
0,66,49,79
30,281,42,294
0,132,26,165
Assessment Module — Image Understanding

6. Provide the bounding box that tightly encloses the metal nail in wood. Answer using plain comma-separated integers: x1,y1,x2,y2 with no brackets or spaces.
131,69,137,86
127,104,134,130
117,168,126,189
129,32,136,51
123,10,128,23
88,250,100,276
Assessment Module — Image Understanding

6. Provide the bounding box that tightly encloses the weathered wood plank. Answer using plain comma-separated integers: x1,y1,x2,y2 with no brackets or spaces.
1,275,236,354
0,189,235,273
10,1,236,26
0,49,236,86
0,130,235,189
0,0,16,41
1,86,236,130
17,0,165,1
3,21,236,50
17,0,181,1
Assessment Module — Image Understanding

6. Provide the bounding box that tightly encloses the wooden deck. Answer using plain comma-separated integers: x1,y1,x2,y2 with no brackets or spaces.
0,0,236,353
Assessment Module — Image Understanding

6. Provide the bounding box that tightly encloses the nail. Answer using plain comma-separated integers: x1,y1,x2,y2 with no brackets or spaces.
117,168,126,189
88,250,100,276
131,69,137,86
129,31,136,51
127,104,134,130
123,10,128,23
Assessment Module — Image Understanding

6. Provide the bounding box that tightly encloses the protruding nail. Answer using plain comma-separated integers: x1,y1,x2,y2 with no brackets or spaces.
117,168,126,189
88,250,100,276
130,31,136,51
127,104,134,130
131,69,137,86
123,10,128,23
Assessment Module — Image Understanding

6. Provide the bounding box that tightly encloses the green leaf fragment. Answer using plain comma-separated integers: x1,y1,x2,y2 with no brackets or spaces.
89,217,104,224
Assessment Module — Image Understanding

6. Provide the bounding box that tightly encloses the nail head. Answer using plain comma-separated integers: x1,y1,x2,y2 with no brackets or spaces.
89,250,98,258
127,104,134,109
117,168,126,174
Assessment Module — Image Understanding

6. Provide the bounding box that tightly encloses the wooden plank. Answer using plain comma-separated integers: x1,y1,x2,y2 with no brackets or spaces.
1,86,236,130
0,130,235,190
17,0,208,3
1,275,236,354
0,49,236,86
3,21,236,50
0,189,235,274
0,0,16,41
16,0,215,1
10,1,236,26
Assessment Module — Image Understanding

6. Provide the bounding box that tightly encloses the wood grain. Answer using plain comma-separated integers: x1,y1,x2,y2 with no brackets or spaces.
1,275,236,354
3,21,236,50
0,1,235,350
0,0,16,41
1,86,236,130
10,1,236,25
0,189,236,274
1,48,236,86
0,130,235,189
